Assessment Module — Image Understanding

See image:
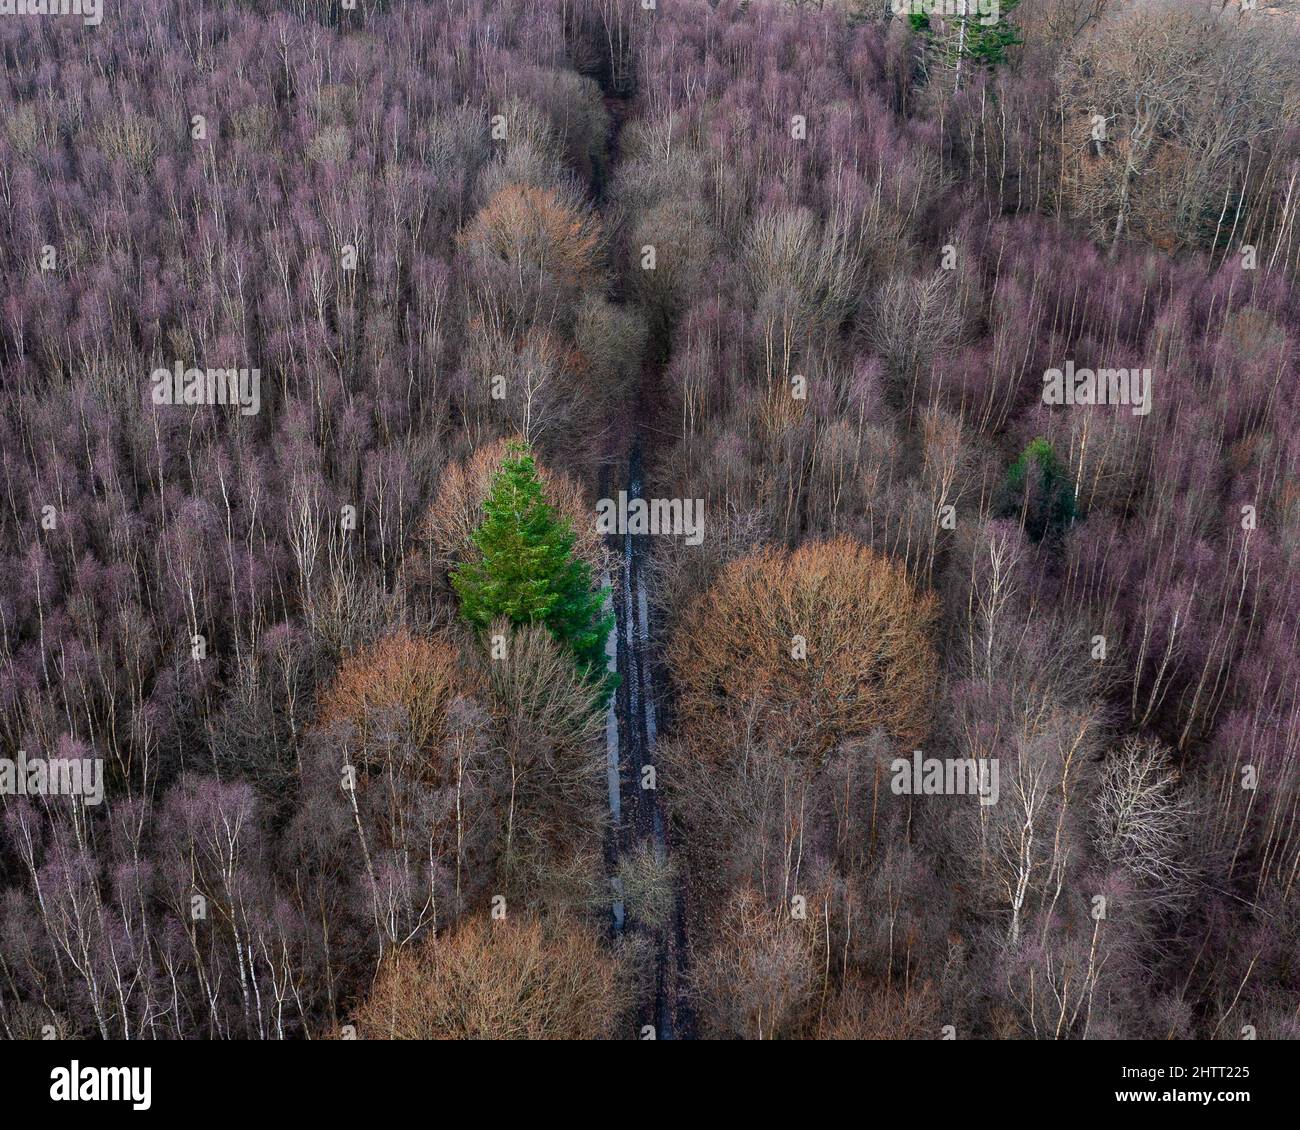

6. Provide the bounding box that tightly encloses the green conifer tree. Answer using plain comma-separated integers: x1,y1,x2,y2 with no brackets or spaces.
1001,437,1078,542
452,443,615,690
909,0,1023,86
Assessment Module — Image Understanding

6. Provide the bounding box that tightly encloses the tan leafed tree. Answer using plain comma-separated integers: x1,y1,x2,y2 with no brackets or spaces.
670,537,938,761
353,913,625,1039
316,628,478,781
459,183,601,291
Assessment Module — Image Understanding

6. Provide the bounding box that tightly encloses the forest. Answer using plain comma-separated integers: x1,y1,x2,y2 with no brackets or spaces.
0,0,1298,1041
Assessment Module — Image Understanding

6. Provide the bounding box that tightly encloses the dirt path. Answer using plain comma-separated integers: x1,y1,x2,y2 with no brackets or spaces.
604,443,690,1039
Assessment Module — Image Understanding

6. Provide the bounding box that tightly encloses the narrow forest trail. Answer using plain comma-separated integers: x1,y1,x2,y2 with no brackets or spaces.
595,77,691,1028
588,46,691,1038
604,444,688,1038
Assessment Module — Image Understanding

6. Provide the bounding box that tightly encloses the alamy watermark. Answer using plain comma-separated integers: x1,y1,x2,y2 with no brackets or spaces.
151,361,261,416
596,492,704,546
0,0,102,26
892,0,1002,26
0,750,104,806
50,1061,150,1111
1043,360,1151,417
891,750,1000,806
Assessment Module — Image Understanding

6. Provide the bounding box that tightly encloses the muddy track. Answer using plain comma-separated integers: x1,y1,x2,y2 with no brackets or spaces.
603,444,692,1039
587,37,692,1038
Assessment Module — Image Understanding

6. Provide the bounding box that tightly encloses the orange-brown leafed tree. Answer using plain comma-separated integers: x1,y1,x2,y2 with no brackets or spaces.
314,628,495,938
459,183,601,291
353,912,625,1039
670,537,938,761
316,628,479,781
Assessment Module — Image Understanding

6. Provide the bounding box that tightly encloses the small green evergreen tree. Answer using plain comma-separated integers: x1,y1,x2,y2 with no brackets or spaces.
1001,437,1078,542
909,0,1023,81
452,443,615,692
